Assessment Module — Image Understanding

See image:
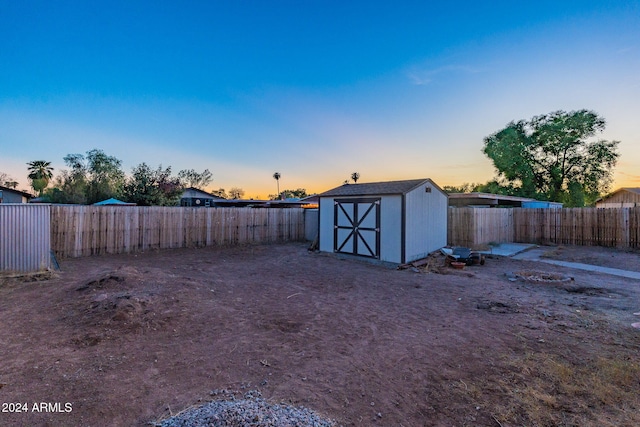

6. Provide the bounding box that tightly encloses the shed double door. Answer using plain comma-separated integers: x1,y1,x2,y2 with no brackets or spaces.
334,198,380,258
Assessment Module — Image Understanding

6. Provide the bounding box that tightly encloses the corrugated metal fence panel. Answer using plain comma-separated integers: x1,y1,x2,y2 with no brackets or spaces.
0,204,51,272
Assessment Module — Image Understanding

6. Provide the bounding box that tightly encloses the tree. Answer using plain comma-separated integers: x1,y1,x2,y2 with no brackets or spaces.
351,172,360,183
40,153,89,204
271,188,308,200
60,154,88,203
0,171,18,188
211,188,227,199
155,166,184,205
26,160,54,196
178,169,213,189
273,172,281,199
124,163,184,206
84,149,126,204
46,171,87,204
482,110,619,206
473,180,518,196
442,183,480,193
46,149,126,204
228,187,245,199
123,163,158,206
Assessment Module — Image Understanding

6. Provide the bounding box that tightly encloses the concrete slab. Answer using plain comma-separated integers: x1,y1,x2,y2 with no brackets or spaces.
512,248,640,280
511,248,550,260
478,243,538,257
455,243,640,280
536,259,640,280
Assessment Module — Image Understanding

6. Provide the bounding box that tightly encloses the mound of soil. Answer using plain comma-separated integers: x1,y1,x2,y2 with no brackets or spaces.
66,267,179,344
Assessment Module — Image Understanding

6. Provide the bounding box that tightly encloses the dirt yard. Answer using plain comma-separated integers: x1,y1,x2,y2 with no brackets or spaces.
1,243,639,426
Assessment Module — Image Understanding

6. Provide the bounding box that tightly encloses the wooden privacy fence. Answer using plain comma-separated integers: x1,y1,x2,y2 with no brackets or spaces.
448,208,514,248
513,207,640,248
51,206,306,258
449,207,640,249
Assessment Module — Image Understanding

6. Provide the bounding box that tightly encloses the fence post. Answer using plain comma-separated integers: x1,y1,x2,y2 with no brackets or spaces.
621,208,630,248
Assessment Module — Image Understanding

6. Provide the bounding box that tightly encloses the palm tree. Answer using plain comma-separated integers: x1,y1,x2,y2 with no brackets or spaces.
273,172,281,199
351,172,360,183
27,160,54,196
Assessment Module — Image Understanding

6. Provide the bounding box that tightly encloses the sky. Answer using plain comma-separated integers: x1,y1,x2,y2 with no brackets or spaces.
1,0,639,198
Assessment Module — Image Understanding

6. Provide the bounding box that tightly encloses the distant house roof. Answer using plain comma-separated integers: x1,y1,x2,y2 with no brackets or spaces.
211,199,312,208
0,185,33,199
181,187,226,200
596,188,640,203
448,192,562,208
93,198,136,206
319,179,442,197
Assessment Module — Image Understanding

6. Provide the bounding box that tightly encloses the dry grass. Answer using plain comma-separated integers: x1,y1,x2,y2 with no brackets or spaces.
481,353,640,426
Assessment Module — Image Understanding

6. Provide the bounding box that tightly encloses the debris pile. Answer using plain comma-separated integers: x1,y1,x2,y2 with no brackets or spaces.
398,250,449,273
507,270,573,283
399,247,486,273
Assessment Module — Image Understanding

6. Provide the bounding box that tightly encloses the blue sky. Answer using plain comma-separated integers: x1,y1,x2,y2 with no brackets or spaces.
1,0,639,197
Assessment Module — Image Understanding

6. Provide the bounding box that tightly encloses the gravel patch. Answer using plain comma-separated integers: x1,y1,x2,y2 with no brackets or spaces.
155,391,336,427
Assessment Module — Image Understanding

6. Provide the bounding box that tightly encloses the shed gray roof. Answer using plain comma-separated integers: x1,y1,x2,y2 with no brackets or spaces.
319,179,435,197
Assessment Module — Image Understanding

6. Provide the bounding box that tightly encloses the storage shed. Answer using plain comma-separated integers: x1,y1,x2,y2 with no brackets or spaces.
318,178,448,264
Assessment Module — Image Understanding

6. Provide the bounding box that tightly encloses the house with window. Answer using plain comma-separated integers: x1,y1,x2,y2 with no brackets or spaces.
180,187,226,207
0,186,33,203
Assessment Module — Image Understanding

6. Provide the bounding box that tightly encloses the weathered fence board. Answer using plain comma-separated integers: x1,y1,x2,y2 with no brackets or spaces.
449,207,640,249
51,206,306,259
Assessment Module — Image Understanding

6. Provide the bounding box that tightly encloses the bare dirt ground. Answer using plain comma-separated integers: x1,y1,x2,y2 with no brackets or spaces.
1,243,639,427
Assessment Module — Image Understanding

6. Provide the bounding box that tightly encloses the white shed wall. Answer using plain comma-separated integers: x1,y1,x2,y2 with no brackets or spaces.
404,183,448,262
379,195,402,263
318,198,334,254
